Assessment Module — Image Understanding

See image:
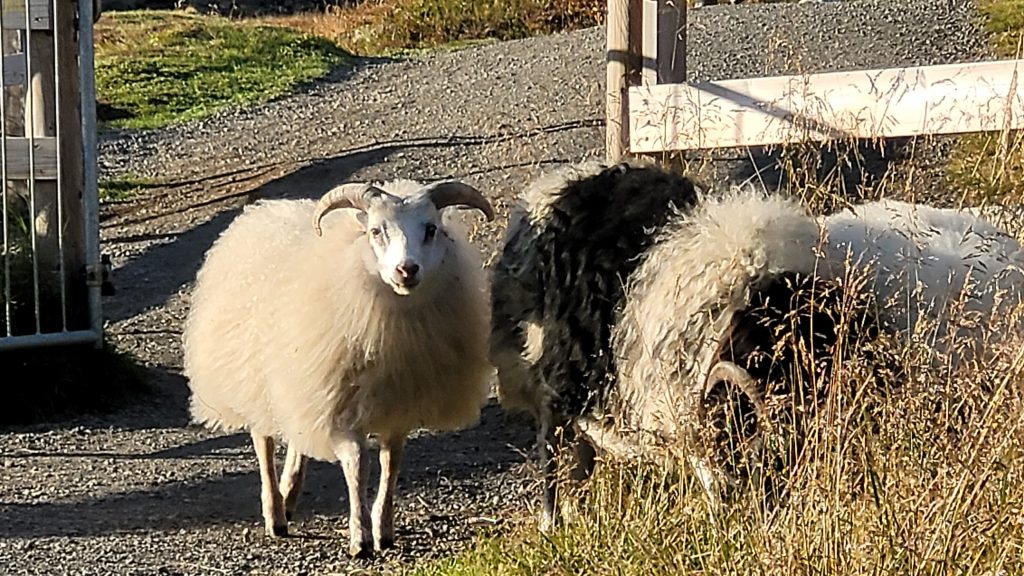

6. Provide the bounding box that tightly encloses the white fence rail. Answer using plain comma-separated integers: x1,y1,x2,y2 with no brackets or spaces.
606,0,1024,159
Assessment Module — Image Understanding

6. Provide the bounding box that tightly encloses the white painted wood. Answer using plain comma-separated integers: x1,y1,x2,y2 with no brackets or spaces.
641,0,658,86
1,0,51,30
0,136,58,179
607,0,630,161
2,52,24,86
628,59,1024,153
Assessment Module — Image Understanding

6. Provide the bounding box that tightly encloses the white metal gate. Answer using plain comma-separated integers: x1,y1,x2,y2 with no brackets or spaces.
0,0,101,351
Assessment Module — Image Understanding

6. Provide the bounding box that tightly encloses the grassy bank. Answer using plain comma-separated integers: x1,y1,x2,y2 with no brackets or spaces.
95,10,351,129
260,0,604,56
946,0,1024,204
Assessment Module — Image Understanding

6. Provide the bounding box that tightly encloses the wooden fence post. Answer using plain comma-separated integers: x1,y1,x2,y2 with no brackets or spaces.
606,0,630,162
56,0,86,325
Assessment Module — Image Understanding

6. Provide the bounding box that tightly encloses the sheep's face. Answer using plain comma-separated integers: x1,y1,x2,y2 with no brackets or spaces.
362,199,446,296
312,180,495,297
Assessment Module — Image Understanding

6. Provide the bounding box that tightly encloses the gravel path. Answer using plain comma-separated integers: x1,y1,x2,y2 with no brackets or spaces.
1,1,992,574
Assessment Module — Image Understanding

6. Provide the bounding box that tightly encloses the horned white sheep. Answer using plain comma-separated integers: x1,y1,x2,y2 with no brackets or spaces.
183,178,495,558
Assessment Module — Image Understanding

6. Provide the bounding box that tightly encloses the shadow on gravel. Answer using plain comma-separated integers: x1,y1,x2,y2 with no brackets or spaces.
104,118,600,325
0,402,534,539
103,146,389,325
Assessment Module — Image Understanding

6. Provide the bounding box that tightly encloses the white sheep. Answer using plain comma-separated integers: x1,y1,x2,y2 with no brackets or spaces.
820,199,1024,367
183,178,495,558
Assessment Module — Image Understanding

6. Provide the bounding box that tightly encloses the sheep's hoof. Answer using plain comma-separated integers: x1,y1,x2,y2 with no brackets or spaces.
285,511,293,522
348,542,374,559
375,537,395,551
271,524,289,538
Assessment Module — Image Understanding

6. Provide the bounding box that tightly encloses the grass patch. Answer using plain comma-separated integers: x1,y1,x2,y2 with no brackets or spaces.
259,0,605,56
978,0,1024,55
99,174,158,202
95,10,352,129
946,0,1024,204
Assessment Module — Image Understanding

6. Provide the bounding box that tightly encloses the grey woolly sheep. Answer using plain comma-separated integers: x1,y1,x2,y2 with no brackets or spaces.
489,160,701,530
183,178,495,558
491,164,883,528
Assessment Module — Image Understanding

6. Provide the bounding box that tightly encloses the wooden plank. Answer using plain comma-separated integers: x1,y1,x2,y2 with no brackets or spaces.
641,0,658,85
642,0,685,87
1,0,51,30
656,0,685,84
55,0,87,326
2,52,24,86
628,59,1024,153
606,0,630,162
0,136,58,179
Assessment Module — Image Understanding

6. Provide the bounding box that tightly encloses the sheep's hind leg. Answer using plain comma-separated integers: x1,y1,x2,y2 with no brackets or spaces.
251,433,288,537
280,444,308,521
335,432,373,559
538,411,559,533
372,433,407,551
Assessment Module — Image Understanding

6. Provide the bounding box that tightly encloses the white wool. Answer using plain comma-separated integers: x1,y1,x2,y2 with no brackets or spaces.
820,199,1024,365
612,189,820,445
183,182,492,462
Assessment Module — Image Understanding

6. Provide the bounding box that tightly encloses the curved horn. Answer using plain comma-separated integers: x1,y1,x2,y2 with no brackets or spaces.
422,181,495,221
704,361,766,420
312,183,390,237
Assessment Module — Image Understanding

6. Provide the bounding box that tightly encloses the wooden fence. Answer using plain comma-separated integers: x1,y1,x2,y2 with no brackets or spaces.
606,0,1024,160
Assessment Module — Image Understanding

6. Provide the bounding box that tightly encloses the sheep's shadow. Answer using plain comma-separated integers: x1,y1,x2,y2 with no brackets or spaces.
720,136,918,202
0,400,535,540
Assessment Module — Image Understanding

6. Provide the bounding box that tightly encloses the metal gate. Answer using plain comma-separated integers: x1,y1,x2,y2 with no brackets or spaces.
0,0,101,351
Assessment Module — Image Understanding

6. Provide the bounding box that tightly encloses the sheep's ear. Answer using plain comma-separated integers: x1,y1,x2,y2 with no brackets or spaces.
422,181,495,221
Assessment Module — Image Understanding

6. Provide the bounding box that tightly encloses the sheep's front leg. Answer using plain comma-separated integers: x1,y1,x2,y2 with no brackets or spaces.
335,432,373,558
280,444,307,521
373,433,407,551
251,432,288,537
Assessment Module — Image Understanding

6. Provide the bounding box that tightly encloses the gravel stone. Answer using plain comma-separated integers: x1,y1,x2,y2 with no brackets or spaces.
2,1,993,573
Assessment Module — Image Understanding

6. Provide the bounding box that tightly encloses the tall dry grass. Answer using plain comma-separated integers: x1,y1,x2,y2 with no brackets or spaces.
259,0,605,55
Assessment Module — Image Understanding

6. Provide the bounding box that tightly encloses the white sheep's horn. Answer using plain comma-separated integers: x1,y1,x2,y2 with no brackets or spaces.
704,360,767,420
421,181,495,221
312,183,392,237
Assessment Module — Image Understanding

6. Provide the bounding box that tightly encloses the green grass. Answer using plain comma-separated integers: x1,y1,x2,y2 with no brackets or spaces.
946,0,1024,204
95,10,351,129
978,0,1024,55
99,174,158,202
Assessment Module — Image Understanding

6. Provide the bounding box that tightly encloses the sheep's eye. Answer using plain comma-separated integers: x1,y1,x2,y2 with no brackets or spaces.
369,227,383,239
424,224,437,242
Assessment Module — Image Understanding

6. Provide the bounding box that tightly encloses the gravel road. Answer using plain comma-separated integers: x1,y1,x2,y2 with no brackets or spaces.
1,1,993,574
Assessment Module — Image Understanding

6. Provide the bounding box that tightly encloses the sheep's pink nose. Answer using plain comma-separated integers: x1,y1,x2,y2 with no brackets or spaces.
396,263,420,280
